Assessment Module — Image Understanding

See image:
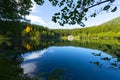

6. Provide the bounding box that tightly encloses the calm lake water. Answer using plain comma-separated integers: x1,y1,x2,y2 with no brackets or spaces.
1,39,120,80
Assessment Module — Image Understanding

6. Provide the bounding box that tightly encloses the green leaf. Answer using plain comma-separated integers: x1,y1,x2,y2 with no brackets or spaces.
77,4,80,8
84,9,88,12
52,16,57,23
110,0,115,3
77,0,82,4
34,0,44,5
111,7,117,12
103,5,110,10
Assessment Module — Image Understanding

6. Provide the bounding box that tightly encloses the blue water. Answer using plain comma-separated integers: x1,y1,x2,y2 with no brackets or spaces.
21,46,120,80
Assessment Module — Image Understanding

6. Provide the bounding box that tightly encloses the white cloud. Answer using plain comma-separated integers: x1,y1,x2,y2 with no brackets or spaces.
46,21,61,29
24,49,47,61
26,15,83,29
26,13,82,29
45,21,82,29
21,49,47,77
21,62,36,74
26,15,47,26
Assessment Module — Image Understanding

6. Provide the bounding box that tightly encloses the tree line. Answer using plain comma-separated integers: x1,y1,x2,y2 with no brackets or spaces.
53,17,120,40
21,24,59,40
0,21,59,40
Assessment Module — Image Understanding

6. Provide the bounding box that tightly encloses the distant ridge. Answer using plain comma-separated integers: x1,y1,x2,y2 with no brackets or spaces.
101,16,120,26
53,16,120,38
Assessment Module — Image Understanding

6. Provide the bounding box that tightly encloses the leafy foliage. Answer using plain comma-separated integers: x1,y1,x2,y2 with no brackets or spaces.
53,16,120,39
111,7,117,12
25,26,31,33
21,24,59,40
50,0,117,26
0,0,117,26
0,0,44,21
0,21,59,39
103,5,111,10
0,0,31,21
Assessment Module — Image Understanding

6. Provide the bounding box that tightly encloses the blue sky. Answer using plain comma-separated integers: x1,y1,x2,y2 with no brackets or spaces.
26,0,120,29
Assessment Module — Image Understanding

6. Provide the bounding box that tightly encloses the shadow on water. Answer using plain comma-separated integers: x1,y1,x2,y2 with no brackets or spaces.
0,38,120,80
0,39,27,80
0,38,60,80
90,52,120,71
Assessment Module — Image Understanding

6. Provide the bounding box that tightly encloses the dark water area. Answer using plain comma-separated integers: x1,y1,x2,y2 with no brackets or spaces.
0,39,120,80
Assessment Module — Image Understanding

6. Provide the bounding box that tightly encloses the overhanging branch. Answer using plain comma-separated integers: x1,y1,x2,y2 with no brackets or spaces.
87,0,111,9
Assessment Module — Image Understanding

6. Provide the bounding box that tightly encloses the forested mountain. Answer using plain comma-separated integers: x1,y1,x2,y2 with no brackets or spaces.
0,21,59,40
53,16,120,39
1,16,120,40
102,17,120,26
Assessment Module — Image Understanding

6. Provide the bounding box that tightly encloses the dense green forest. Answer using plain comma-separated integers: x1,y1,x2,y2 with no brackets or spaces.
53,17,120,40
0,21,59,40
1,16,120,40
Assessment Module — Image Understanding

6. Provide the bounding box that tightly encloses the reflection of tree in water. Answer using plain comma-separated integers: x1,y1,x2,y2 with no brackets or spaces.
0,40,34,80
0,39,60,80
1,39,120,80
37,69,74,80
90,52,120,71
31,69,64,80
55,40,120,58
21,38,57,51
0,42,31,80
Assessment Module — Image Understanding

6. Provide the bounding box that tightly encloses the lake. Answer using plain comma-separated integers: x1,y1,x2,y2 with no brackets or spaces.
0,39,120,80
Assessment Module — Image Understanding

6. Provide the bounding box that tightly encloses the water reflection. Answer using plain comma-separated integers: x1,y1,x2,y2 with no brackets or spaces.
23,49,47,61
22,46,120,80
0,40,28,80
0,39,58,80
0,39,120,80
90,52,120,71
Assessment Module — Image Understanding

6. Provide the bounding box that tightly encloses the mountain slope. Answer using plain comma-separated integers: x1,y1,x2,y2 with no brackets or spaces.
53,16,120,39
101,16,120,26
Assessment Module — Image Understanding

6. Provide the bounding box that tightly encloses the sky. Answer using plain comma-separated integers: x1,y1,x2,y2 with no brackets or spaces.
26,0,120,29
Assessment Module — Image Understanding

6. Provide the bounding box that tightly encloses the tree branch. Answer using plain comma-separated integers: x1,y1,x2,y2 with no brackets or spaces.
87,0,111,9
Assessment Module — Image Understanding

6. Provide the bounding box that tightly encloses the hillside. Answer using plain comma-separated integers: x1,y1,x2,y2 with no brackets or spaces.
0,21,59,39
53,16,120,39
101,16,120,25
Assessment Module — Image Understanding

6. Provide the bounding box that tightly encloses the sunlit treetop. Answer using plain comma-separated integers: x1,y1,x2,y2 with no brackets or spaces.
26,43,31,50
0,0,117,27
26,26,31,32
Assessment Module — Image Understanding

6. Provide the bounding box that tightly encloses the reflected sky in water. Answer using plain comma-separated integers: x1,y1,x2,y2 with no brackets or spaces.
23,49,47,61
21,46,120,80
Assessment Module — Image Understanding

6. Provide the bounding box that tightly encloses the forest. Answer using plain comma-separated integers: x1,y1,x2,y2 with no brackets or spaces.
53,17,120,40
1,16,120,41
0,21,59,41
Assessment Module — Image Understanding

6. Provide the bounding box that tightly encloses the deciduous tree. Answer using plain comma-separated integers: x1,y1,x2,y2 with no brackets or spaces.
0,0,117,26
